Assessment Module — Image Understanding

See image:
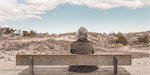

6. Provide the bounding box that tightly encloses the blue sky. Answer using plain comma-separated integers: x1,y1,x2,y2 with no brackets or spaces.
0,0,150,34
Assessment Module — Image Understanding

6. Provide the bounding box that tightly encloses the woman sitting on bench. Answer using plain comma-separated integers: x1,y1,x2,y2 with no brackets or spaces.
68,27,99,73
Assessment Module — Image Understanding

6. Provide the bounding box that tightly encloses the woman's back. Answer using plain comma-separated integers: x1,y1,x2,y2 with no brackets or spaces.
68,39,99,73
68,27,99,73
70,39,94,54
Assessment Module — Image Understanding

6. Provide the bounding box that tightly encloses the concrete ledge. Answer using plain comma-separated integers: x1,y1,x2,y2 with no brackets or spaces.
18,66,130,75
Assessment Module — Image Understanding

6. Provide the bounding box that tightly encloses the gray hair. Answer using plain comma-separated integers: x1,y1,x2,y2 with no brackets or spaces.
76,27,88,40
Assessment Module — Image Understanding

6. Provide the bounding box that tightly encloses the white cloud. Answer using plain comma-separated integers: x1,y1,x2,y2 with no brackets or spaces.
103,12,107,14
20,25,31,28
53,13,56,15
0,0,150,23
1,25,16,28
1,25,10,28
0,0,43,23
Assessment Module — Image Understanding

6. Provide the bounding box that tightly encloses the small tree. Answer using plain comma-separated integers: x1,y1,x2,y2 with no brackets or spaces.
29,30,36,37
117,32,122,36
112,32,118,37
10,29,16,34
116,35,128,45
137,35,149,45
3,28,11,34
46,32,49,35
39,33,43,35
43,33,46,35
22,31,29,36
0,27,4,34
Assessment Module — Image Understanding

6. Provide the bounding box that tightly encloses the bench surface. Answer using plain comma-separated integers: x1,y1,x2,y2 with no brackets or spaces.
16,54,131,65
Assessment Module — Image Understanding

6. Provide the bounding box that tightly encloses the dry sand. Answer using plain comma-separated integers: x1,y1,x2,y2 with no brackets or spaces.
0,45,150,75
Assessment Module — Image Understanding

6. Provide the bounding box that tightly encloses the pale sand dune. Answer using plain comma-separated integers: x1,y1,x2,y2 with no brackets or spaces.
0,31,150,75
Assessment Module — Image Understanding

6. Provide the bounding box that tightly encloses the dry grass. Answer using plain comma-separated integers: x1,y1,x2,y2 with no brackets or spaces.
0,32,119,53
0,37,72,55
1,31,149,54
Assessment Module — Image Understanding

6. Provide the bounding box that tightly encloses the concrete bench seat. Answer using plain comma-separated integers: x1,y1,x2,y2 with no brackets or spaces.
18,66,130,75
16,54,132,75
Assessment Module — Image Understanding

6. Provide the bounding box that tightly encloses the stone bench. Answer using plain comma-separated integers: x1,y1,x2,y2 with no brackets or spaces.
16,54,132,75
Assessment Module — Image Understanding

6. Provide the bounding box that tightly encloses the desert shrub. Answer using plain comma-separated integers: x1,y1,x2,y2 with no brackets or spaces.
39,33,43,35
103,33,106,34
117,32,122,36
11,34,15,37
111,32,128,45
22,31,29,36
42,32,49,35
116,34,128,45
29,30,36,37
0,27,17,35
109,33,112,35
43,33,46,35
22,30,36,37
45,32,49,35
137,35,149,45
14,33,20,36
111,33,117,37
3,28,11,34
0,27,2,34
10,29,16,34
112,32,123,37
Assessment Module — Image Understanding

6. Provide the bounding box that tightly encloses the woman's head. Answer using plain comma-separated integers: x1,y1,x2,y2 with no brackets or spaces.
76,27,88,40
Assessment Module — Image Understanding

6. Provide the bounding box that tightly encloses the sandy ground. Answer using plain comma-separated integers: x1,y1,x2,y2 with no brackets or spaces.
0,46,150,75
0,35,150,75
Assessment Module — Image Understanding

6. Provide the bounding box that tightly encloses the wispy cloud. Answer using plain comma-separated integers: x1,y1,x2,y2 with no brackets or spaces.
112,14,115,16
53,13,56,15
1,25,16,28
103,12,107,14
20,25,31,28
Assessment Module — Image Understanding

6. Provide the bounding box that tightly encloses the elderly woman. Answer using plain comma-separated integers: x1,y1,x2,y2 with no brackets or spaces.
68,27,99,73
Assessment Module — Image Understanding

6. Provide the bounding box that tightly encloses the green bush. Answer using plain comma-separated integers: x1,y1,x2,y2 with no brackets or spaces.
0,27,17,35
43,33,46,35
29,30,36,37
22,31,29,36
137,35,149,45
22,30,36,37
42,32,49,35
111,32,118,37
115,32,128,45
